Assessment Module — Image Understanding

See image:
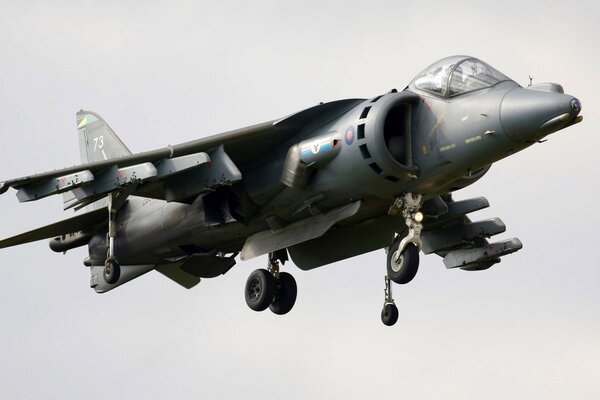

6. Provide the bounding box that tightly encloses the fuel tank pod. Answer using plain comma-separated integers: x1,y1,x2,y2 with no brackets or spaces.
49,231,94,253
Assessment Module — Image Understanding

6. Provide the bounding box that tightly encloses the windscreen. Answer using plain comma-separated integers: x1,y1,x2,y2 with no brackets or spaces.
412,58,458,95
448,59,510,96
411,56,511,97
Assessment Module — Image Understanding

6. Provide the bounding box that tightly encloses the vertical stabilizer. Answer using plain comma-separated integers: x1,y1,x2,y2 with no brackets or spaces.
68,111,133,210
76,110,132,164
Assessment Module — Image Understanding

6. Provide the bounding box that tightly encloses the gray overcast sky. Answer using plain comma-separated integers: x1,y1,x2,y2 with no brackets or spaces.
0,1,598,399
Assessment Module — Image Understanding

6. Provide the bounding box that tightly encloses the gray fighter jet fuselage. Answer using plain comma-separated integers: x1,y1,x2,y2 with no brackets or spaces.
0,56,582,325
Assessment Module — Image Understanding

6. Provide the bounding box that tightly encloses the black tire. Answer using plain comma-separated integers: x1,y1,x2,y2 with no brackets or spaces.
103,259,121,284
245,269,276,312
269,272,297,315
381,303,399,326
387,241,419,284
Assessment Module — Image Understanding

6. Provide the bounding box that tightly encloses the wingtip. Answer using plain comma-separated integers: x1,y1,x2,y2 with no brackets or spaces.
0,182,8,195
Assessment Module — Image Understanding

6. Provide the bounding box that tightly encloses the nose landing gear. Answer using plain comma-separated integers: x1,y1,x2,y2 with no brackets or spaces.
387,241,419,284
381,193,423,326
244,250,297,315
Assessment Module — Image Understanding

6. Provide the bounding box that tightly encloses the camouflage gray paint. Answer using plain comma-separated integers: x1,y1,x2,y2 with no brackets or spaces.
0,56,582,324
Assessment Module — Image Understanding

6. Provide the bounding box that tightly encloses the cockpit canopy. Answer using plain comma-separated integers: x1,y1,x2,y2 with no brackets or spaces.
409,56,512,97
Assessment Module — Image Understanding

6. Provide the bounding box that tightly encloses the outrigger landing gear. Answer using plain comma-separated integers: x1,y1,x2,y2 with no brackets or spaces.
381,275,399,326
103,257,120,284
103,193,121,284
244,250,297,315
381,193,423,325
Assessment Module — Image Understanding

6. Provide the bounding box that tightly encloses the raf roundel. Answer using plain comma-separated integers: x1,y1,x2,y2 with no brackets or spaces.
345,126,355,145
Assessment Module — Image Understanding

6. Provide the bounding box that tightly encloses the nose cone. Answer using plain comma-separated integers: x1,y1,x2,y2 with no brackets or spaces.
500,87,582,142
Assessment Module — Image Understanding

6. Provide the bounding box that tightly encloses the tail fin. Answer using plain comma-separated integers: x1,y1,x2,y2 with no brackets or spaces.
76,110,132,164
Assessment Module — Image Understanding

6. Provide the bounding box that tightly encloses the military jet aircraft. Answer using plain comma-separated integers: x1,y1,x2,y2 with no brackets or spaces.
0,55,582,326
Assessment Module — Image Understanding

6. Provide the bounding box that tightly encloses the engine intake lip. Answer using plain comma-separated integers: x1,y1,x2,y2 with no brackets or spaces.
360,91,420,181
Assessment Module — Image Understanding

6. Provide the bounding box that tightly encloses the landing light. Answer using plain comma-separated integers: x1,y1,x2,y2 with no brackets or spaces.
414,212,424,222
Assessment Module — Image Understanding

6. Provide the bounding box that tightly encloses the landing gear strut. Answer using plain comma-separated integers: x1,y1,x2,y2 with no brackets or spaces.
381,193,423,325
244,250,297,315
381,275,399,326
103,193,121,284
388,193,424,256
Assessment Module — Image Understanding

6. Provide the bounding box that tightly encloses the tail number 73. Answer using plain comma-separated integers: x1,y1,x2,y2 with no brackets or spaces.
93,136,104,151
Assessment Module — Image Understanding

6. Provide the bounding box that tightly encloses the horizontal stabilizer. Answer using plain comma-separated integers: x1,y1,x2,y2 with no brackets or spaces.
155,264,201,289
90,262,204,294
90,262,204,293
0,208,106,249
91,264,155,293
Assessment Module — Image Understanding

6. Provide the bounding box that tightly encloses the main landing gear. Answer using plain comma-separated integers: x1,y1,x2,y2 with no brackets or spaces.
380,193,423,326
245,250,297,315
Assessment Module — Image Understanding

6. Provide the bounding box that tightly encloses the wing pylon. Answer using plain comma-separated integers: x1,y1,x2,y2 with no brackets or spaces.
421,195,523,270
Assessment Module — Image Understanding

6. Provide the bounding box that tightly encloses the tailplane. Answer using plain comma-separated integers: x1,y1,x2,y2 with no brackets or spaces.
76,110,132,164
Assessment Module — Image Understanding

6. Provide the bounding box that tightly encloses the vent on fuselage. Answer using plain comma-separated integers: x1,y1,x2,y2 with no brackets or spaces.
359,144,371,159
369,162,383,174
359,106,371,119
357,124,365,140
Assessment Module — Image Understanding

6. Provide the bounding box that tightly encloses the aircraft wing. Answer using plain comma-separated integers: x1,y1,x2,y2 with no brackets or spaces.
0,99,363,209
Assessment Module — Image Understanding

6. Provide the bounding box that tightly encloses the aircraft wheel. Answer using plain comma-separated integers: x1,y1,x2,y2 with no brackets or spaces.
245,269,276,312
381,303,399,326
269,272,297,315
103,258,121,284
387,241,419,284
